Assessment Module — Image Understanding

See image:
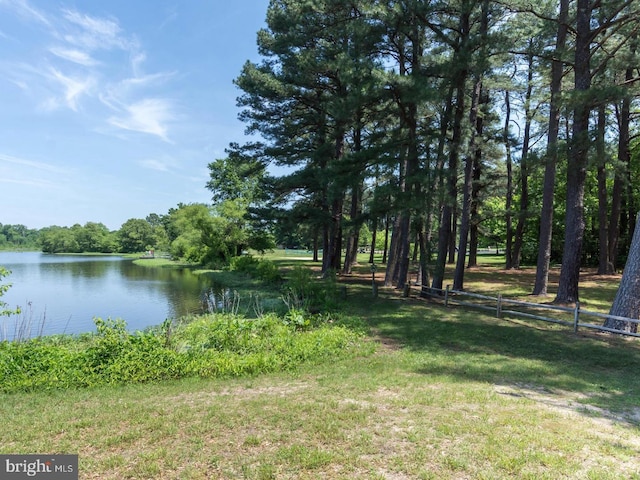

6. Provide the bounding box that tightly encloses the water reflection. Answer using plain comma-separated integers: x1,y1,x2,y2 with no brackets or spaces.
0,252,222,338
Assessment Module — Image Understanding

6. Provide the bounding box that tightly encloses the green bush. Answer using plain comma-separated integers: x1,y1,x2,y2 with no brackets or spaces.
255,259,282,282
0,312,371,393
283,266,340,312
229,254,260,274
229,255,282,283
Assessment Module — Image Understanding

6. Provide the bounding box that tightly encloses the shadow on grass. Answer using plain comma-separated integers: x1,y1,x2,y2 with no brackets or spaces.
357,295,640,424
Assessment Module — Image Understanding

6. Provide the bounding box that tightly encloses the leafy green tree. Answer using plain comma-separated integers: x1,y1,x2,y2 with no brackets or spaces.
0,224,39,250
39,226,80,253
118,219,155,254
145,213,170,252
76,222,116,253
206,144,274,256
0,267,20,317
165,204,231,264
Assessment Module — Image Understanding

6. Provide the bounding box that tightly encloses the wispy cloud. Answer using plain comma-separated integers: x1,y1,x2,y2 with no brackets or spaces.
0,1,179,140
139,158,172,172
0,152,72,174
108,98,174,141
60,9,129,51
0,176,56,188
45,68,94,111
0,152,70,190
49,47,98,66
0,0,50,26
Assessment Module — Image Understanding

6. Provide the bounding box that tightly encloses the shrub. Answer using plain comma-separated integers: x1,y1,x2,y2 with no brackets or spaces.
229,255,259,274
255,259,282,283
283,266,340,313
0,312,371,393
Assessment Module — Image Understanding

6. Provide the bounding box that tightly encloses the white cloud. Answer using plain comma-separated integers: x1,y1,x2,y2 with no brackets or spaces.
60,9,128,51
0,153,70,190
0,152,71,174
0,0,50,26
108,98,174,141
49,47,98,66
139,158,171,172
0,3,180,139
47,68,94,111
0,176,56,188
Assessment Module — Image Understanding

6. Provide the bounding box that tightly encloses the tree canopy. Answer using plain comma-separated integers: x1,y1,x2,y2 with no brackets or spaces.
226,0,640,301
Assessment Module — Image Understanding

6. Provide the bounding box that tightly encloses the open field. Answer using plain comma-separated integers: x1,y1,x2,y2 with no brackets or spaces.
1,255,639,479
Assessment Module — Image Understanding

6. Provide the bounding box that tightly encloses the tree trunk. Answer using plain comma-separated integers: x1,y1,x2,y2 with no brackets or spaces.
384,214,403,286
468,116,484,270
431,10,470,288
322,129,346,275
369,217,378,264
555,0,591,305
454,78,483,290
432,72,465,289
468,165,480,269
533,0,568,295
604,213,640,333
430,85,455,290
609,66,633,270
596,105,612,275
504,89,514,269
342,184,362,274
382,213,390,264
313,232,319,263
512,49,534,269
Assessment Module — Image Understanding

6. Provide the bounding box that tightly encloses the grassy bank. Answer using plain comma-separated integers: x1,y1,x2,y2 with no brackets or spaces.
2,256,639,478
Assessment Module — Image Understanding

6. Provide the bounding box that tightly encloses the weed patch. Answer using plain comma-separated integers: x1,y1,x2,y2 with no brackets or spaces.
0,313,372,393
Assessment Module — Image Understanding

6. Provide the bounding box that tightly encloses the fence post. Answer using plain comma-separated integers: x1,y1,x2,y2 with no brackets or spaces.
573,301,580,333
497,293,502,319
445,285,450,307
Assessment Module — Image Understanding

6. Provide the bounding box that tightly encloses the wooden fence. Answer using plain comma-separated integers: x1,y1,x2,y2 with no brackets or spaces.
418,285,640,338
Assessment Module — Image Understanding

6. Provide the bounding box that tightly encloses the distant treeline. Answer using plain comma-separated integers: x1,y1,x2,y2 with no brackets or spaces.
0,221,150,254
0,224,39,251
0,202,280,264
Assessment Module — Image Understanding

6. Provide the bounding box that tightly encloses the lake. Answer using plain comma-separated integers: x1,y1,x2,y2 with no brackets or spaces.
0,252,221,339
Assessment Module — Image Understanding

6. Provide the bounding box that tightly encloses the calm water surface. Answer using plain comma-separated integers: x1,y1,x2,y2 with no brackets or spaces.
0,252,220,338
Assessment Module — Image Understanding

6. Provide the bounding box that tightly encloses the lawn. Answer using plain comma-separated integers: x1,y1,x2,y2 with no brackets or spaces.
1,255,639,479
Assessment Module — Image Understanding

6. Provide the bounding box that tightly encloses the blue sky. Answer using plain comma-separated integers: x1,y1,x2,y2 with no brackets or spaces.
0,0,269,230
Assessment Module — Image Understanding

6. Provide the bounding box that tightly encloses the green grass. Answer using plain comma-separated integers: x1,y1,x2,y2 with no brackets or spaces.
1,257,639,478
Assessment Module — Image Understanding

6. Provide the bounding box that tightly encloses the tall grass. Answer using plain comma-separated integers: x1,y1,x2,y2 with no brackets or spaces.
0,302,51,342
0,312,372,393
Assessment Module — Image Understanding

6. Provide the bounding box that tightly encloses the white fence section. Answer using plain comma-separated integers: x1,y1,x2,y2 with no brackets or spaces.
418,285,640,338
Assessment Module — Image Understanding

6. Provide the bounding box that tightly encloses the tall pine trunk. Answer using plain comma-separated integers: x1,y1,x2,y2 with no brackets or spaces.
605,213,640,333
343,183,362,274
431,20,469,290
454,79,483,290
555,0,591,304
533,0,568,295
467,150,482,268
512,50,534,269
422,86,454,295
609,59,633,270
505,90,514,269
596,105,612,275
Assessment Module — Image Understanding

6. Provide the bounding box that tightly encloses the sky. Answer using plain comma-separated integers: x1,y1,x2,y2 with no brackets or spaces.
0,0,270,230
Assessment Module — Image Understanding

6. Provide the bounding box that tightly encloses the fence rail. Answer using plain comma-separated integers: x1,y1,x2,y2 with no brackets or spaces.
418,285,640,338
